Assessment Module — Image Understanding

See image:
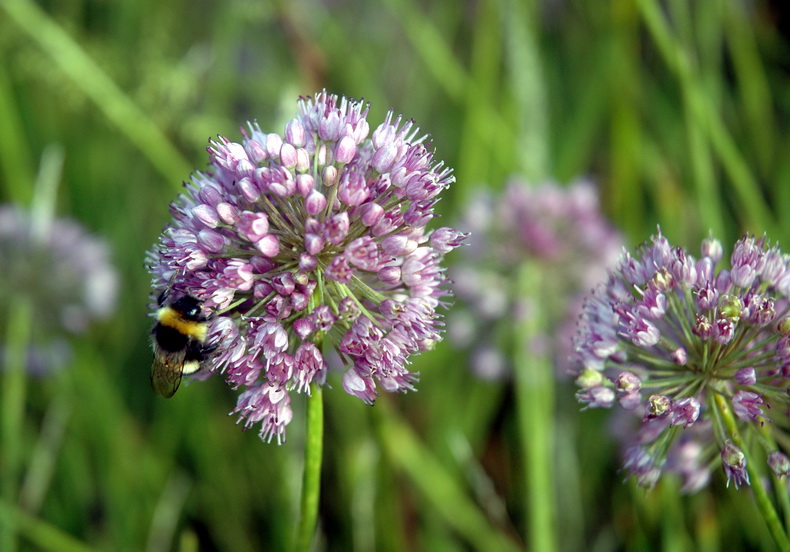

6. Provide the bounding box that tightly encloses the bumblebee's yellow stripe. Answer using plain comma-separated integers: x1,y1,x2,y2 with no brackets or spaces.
157,307,208,341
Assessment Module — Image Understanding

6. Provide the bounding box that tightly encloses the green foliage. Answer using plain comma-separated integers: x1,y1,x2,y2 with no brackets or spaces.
1,0,790,550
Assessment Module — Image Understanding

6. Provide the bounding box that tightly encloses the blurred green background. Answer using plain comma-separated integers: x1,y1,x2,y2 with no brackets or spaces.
2,0,790,550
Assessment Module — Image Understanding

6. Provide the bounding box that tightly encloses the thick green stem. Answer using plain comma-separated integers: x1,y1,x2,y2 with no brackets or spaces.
293,386,324,552
713,393,790,552
515,263,556,552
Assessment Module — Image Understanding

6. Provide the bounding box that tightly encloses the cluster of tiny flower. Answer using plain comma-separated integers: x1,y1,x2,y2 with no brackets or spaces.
449,179,622,379
574,231,790,490
0,204,117,374
147,91,465,443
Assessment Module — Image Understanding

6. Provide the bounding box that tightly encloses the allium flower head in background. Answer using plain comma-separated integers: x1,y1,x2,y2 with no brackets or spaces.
0,204,118,374
147,91,464,443
574,231,790,490
449,179,622,379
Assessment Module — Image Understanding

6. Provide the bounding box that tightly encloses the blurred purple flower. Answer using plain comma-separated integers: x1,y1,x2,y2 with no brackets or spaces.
0,204,118,373
147,91,464,443
448,179,623,379
574,231,790,489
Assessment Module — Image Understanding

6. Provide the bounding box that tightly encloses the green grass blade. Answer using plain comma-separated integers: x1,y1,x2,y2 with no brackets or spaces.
0,501,95,552
2,0,193,185
375,401,524,552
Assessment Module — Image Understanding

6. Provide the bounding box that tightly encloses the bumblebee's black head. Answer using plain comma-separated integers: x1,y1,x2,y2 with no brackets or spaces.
168,295,205,321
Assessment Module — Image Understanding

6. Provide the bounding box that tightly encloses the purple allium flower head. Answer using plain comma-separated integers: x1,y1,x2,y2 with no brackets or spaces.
449,179,623,378
0,204,118,374
146,91,463,443
574,230,790,489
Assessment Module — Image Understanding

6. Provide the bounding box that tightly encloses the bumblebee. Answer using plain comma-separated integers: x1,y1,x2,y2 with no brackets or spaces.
150,291,215,398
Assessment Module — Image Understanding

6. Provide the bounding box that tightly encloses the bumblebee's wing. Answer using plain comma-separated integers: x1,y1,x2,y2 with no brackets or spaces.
151,349,186,398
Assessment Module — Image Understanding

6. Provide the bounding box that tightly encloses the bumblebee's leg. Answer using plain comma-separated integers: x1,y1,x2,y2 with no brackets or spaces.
201,342,219,355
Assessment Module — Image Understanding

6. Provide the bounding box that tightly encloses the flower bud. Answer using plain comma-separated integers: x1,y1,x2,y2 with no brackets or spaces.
768,451,790,478
575,368,605,389
721,442,750,489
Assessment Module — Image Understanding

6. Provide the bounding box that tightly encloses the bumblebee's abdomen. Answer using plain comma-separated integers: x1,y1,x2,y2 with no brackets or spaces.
153,323,192,352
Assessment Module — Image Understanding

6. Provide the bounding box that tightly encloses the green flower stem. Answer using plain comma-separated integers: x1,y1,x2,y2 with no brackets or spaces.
293,385,324,552
515,263,556,552
712,393,790,552
373,401,523,552
2,298,32,552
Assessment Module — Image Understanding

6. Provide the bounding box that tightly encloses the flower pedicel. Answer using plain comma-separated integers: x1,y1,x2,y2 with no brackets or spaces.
147,91,465,443
574,231,790,489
